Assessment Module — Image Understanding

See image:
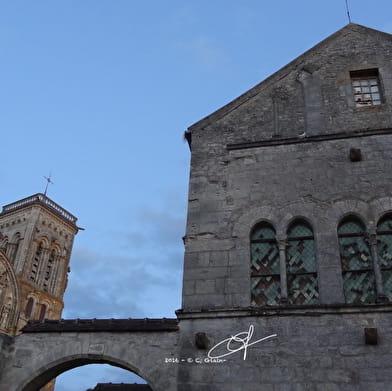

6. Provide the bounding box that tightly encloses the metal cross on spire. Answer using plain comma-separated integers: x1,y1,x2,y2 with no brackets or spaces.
43,174,54,196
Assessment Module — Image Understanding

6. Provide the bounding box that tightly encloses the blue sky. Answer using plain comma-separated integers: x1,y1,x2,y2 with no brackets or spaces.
1,1,392,390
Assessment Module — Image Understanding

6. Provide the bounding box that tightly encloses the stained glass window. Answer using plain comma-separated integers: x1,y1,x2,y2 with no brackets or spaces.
286,221,319,305
338,217,376,304
377,215,392,301
250,222,280,305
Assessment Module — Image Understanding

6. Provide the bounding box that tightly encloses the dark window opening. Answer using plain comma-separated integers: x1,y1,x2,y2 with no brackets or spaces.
38,304,47,321
25,298,34,318
350,68,383,107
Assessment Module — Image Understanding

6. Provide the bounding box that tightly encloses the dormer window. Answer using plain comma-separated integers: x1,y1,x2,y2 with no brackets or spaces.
350,69,382,107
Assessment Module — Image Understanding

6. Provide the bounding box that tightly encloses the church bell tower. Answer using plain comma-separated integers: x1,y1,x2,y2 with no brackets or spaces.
0,193,79,335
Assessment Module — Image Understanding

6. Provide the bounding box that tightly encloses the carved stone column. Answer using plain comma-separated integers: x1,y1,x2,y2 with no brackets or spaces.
368,230,388,303
277,237,288,304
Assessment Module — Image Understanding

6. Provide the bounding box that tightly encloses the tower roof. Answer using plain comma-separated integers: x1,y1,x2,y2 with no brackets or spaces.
0,193,78,229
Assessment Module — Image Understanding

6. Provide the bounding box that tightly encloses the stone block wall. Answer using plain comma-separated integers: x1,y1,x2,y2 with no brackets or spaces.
176,309,392,391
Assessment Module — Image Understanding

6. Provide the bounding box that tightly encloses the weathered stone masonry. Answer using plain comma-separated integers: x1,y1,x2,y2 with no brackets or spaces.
179,23,392,390
182,24,392,310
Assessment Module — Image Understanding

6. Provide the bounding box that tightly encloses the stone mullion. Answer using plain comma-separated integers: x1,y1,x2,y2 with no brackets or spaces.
277,237,288,303
368,230,388,302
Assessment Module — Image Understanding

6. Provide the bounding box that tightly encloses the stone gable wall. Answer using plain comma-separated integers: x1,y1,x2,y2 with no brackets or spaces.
182,26,392,311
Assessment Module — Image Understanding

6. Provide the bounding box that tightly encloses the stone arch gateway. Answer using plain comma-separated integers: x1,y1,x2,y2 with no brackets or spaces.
19,355,145,391
0,319,179,391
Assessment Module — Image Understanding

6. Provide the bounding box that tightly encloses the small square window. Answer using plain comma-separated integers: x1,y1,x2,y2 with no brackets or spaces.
350,69,383,107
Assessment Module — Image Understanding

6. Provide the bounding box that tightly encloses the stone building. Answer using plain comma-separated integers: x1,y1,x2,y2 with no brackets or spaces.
1,23,392,391
176,22,392,390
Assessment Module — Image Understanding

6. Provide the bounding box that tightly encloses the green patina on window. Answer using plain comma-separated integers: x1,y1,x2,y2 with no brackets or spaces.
250,223,280,305
286,221,319,305
377,215,392,300
338,217,375,304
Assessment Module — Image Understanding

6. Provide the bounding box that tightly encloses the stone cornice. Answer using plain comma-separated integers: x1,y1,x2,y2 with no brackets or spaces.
227,127,392,151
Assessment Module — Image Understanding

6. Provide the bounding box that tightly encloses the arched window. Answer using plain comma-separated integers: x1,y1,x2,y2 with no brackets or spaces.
250,222,280,305
25,297,34,318
38,304,47,321
43,249,56,292
30,242,43,282
286,220,319,305
338,216,375,304
377,214,392,300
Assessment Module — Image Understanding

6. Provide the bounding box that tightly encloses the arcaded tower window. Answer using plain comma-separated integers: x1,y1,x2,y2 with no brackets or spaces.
250,222,280,305
43,249,56,292
286,221,319,305
30,242,43,282
350,68,382,107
